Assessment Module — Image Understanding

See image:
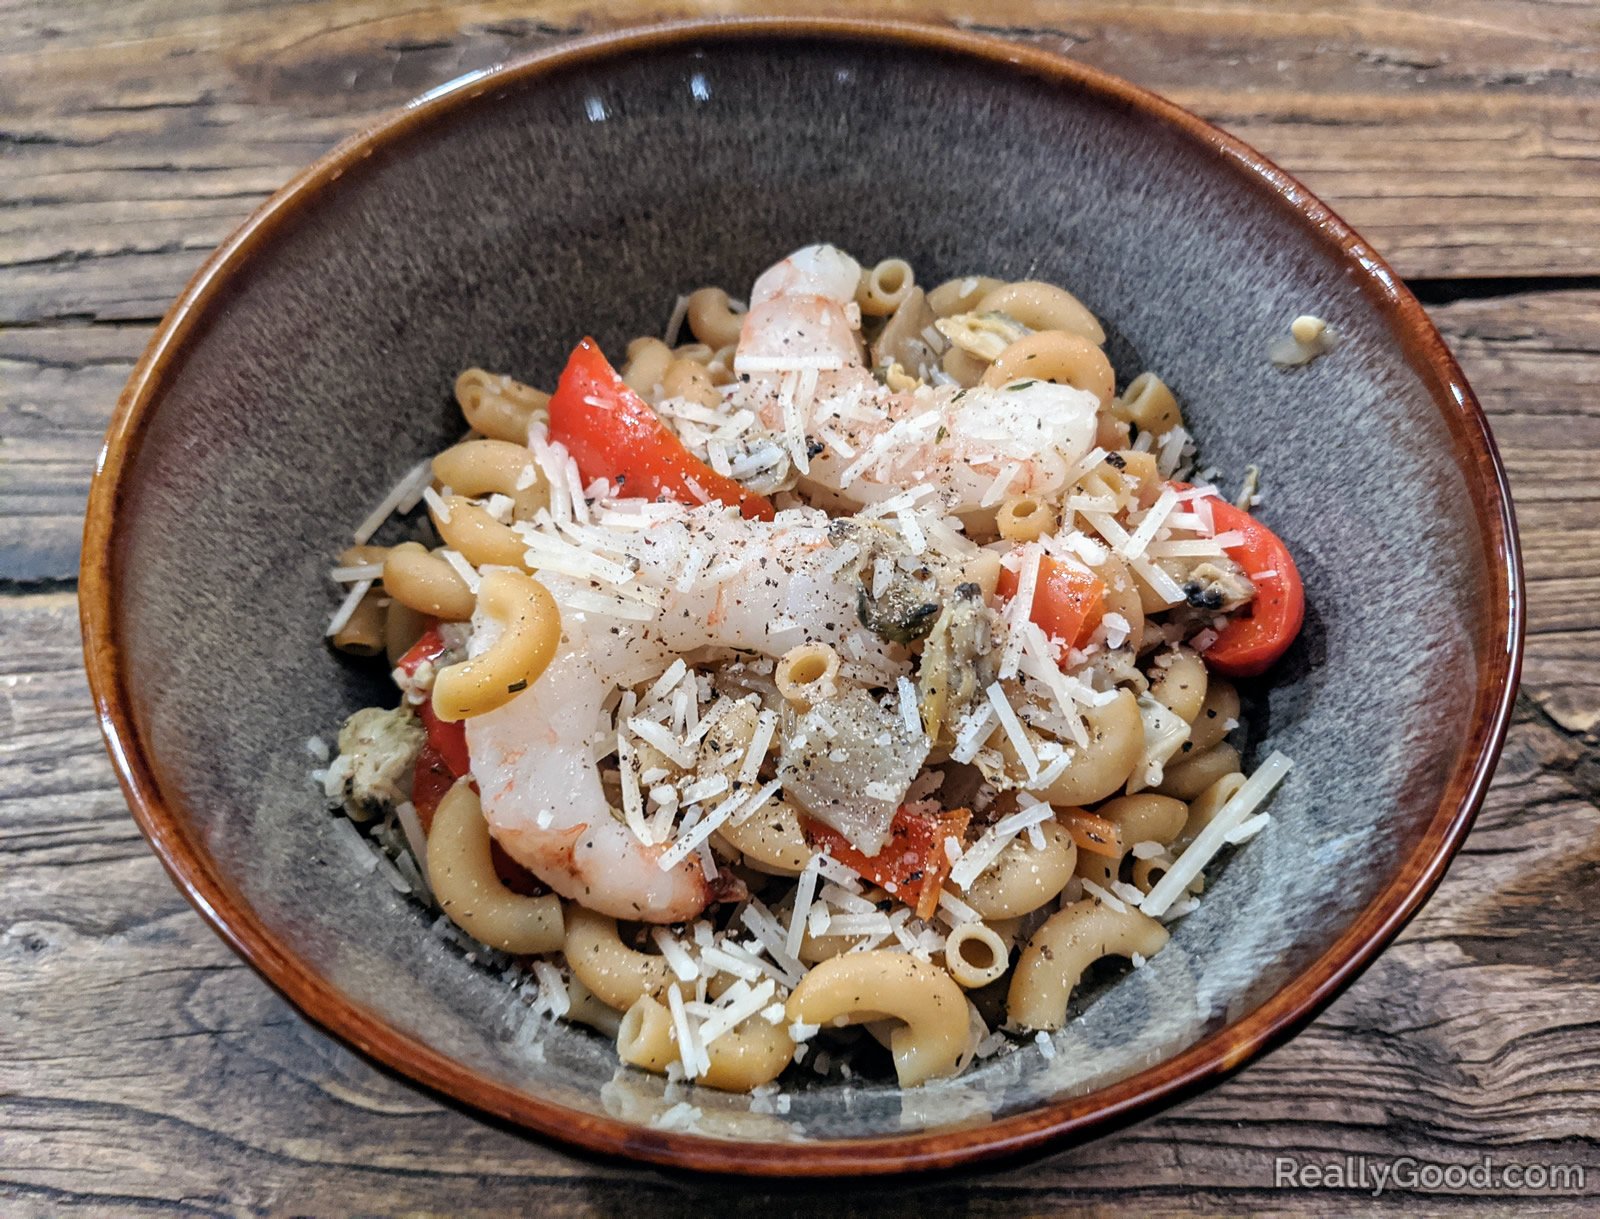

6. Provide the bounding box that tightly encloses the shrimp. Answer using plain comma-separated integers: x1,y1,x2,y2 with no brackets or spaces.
464,504,907,923
733,245,1100,513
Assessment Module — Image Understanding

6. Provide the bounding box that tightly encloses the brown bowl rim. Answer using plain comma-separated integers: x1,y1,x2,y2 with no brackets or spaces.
80,16,1524,1177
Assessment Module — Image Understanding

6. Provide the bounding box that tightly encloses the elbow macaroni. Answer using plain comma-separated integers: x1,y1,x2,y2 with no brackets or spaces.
982,329,1116,404
382,542,476,621
685,287,746,349
927,275,1003,317
455,368,549,443
429,781,564,953
857,258,915,316
787,952,970,1087
332,591,386,658
432,440,546,520
431,569,559,722
1074,793,1187,889
977,280,1106,345
1114,372,1183,435
1033,690,1145,806
963,818,1077,919
715,796,810,875
1149,647,1208,724
618,994,795,1091
429,495,529,570
995,494,1058,544
775,642,841,708
622,337,673,398
1159,741,1242,802
1008,898,1171,1031
564,907,671,1010
943,923,1011,989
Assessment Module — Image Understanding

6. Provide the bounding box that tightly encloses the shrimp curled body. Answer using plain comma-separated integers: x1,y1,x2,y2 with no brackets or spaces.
732,245,1101,514
465,505,905,923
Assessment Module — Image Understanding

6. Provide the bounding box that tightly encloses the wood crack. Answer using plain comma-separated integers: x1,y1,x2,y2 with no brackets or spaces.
1409,274,1600,304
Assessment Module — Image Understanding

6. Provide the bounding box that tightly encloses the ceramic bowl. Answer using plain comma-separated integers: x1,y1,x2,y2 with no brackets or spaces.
82,19,1522,1174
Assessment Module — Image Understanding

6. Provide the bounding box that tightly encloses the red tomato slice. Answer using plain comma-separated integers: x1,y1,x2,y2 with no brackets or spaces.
1175,484,1305,677
395,624,445,677
419,701,470,780
996,551,1105,658
396,625,470,776
410,741,457,831
803,805,971,920
409,745,541,895
403,635,541,894
547,337,774,520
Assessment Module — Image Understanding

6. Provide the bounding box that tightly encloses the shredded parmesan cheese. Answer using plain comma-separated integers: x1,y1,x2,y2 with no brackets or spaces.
652,927,701,982
325,579,373,637
1141,752,1293,916
352,458,434,544
986,682,1039,778
786,856,823,960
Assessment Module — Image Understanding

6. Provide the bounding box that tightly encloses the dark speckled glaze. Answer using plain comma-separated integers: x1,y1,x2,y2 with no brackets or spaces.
81,20,1522,1175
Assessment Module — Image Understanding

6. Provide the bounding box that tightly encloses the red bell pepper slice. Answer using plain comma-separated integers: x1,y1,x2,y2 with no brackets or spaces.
410,741,458,830
546,337,774,520
396,626,469,777
1175,484,1305,677
996,551,1105,658
803,804,971,920
399,626,541,894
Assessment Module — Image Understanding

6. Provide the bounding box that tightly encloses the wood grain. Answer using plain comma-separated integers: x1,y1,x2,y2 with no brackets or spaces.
0,1,1597,332
4,3,1600,1213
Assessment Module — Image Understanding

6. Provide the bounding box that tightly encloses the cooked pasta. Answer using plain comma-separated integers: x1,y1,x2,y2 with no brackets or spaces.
455,368,549,443
995,494,1058,544
926,274,1003,317
622,336,674,396
330,544,389,657
428,495,529,569
943,923,1011,989
382,542,475,621
564,907,671,1010
428,780,564,953
383,598,429,667
857,257,915,316
787,952,969,1086
1008,898,1171,1031
976,280,1106,345
982,329,1117,404
685,287,746,349
432,439,546,520
431,569,559,721
319,244,1303,1094
1115,371,1184,435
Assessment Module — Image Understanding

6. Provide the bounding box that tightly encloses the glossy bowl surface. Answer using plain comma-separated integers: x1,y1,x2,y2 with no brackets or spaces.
82,18,1522,1175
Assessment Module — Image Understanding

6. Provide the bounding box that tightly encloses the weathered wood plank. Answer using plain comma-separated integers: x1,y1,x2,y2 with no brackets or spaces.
0,323,145,585
1,594,1596,1214
0,0,1596,329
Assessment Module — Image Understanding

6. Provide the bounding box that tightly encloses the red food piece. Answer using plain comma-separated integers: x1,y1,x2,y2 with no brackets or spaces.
1173,484,1305,677
547,337,774,520
804,804,972,920
996,551,1105,658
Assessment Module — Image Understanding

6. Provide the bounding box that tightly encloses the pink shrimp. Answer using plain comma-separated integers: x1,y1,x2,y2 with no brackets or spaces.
733,245,1100,514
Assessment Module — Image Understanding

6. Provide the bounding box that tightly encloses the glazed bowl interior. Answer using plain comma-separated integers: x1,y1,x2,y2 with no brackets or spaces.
89,22,1518,1171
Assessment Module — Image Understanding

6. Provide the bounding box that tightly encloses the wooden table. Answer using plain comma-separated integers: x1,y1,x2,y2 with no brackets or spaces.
3,3,1597,1213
